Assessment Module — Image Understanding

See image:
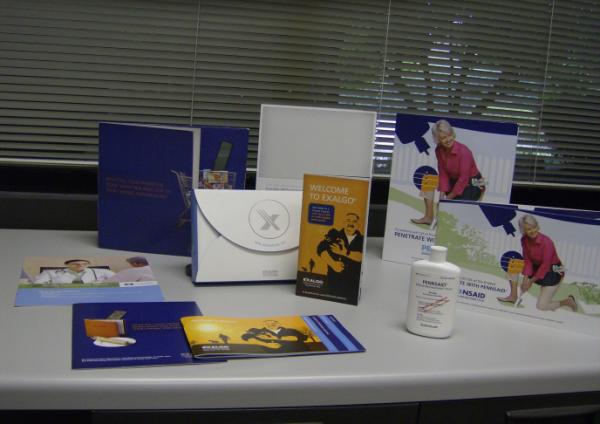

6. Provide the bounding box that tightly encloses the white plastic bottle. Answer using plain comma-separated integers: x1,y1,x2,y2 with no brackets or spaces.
406,246,461,338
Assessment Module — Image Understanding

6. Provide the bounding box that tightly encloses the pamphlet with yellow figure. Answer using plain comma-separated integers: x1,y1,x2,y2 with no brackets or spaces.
295,174,370,305
180,314,365,358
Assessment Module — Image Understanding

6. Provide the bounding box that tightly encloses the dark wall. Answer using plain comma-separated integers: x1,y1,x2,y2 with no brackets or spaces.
1,165,599,233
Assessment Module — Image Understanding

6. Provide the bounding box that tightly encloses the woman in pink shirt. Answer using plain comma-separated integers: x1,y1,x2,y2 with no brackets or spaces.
517,214,577,311
412,120,485,225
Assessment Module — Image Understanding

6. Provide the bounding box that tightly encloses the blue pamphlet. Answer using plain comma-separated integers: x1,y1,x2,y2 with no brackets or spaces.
72,301,221,369
98,122,248,256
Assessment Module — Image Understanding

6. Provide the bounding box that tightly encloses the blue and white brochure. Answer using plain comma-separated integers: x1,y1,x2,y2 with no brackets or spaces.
98,122,248,256
72,301,220,369
382,113,518,265
437,200,600,337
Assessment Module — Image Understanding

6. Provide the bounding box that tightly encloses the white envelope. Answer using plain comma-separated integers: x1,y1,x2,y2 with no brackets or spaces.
192,190,302,283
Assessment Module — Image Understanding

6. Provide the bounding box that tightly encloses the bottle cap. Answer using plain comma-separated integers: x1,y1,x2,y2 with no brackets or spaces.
429,246,447,263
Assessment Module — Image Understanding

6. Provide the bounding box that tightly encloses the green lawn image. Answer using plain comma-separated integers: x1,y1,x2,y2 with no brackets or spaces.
388,187,423,210
577,283,600,304
436,210,501,277
388,187,430,228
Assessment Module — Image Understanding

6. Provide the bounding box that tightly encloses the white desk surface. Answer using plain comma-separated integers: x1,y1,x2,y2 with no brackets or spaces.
0,229,599,410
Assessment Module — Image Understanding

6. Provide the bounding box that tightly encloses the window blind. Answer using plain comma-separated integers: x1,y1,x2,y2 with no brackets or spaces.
379,0,600,186
0,0,598,187
189,0,388,168
535,0,600,185
0,0,198,163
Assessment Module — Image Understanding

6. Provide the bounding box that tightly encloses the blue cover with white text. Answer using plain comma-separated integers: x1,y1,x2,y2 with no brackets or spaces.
72,301,221,369
98,123,248,256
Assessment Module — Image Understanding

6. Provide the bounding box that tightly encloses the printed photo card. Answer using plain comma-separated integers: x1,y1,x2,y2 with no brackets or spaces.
383,113,518,265
437,200,600,337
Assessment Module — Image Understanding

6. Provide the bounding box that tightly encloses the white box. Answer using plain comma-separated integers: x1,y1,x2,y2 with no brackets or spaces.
191,189,302,283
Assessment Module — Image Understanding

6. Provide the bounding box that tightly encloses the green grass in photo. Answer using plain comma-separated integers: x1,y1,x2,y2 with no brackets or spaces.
388,187,423,213
436,211,502,277
577,283,600,305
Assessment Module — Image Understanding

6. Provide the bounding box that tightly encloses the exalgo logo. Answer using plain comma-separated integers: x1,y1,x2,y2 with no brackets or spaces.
249,199,290,239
